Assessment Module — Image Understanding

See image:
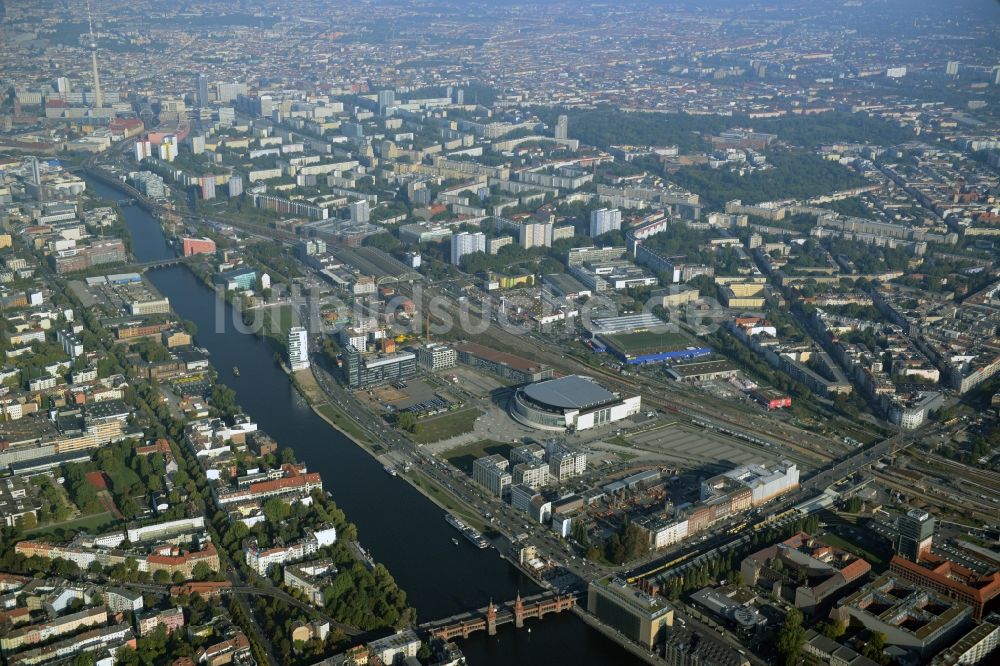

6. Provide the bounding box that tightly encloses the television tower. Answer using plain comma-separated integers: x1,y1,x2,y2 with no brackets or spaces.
87,1,103,108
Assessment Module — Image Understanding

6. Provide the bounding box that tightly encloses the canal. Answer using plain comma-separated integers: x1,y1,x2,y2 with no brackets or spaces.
87,178,643,665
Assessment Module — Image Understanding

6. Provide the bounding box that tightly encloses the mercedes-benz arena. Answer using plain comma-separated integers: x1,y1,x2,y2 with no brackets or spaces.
510,375,641,431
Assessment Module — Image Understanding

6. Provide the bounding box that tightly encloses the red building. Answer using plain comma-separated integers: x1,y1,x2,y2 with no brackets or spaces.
182,237,217,257
750,388,792,410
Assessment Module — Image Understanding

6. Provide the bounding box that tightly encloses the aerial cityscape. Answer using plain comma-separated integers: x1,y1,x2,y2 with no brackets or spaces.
1,0,1000,664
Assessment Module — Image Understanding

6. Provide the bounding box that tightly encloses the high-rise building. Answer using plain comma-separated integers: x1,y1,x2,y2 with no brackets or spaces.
228,176,243,198
216,82,248,104
197,73,210,107
896,508,935,561
55,77,71,94
589,208,622,237
288,327,310,371
945,61,960,76
454,89,464,105
554,114,568,140
349,199,370,223
378,89,395,115
201,177,216,200
519,221,553,249
158,135,178,162
450,232,486,265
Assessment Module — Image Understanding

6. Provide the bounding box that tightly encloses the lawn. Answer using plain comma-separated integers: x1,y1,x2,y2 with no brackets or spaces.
317,402,372,444
404,469,494,535
25,511,117,540
409,407,481,444
103,461,141,492
444,440,513,475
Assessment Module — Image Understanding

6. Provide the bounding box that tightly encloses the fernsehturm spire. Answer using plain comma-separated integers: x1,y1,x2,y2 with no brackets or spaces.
87,1,103,108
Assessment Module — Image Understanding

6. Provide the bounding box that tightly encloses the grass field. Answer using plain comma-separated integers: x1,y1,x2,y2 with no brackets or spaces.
445,440,514,475
404,469,494,535
26,511,117,540
317,403,372,444
409,407,481,444
103,461,141,492
602,330,692,355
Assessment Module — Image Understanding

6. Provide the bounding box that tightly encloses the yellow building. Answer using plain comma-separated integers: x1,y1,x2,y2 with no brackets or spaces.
721,281,767,309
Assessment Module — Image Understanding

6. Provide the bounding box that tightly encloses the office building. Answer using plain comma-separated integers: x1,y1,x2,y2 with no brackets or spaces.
589,208,621,237
472,454,512,497
197,73,210,106
513,461,549,488
587,577,674,650
554,114,568,140
343,345,416,389
740,532,871,614
288,327,310,371
834,574,972,658
889,554,1000,622
897,508,935,562
450,231,486,265
548,445,587,481
182,237,217,257
455,342,553,384
416,343,457,371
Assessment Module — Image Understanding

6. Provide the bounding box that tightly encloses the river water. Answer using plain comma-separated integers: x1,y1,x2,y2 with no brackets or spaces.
88,178,642,665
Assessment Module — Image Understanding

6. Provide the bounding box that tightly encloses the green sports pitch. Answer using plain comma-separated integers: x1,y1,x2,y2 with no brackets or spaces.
600,330,693,355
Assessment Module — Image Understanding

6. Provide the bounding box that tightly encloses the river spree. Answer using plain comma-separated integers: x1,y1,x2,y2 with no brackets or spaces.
89,177,644,665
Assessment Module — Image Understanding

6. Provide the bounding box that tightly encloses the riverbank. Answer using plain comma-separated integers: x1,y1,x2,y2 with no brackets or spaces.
91,169,651,665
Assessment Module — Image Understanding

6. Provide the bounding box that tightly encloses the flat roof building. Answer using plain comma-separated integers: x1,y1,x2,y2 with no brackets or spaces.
511,375,640,432
587,577,673,650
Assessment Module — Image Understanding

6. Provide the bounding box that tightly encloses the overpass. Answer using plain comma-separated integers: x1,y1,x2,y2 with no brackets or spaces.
419,591,578,640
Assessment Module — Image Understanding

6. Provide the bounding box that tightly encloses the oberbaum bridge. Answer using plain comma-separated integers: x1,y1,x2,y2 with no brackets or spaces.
419,591,578,640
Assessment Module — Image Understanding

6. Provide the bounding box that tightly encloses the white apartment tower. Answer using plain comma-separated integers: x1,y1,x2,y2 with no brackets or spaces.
589,208,622,237
450,231,486,265
288,327,310,371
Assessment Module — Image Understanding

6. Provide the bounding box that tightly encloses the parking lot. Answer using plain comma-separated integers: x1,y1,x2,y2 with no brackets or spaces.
625,423,780,470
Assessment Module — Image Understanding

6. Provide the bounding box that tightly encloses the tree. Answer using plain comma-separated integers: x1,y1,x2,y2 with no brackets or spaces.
153,569,171,584
776,608,806,666
820,619,847,639
862,632,889,665
396,412,418,433
191,561,214,581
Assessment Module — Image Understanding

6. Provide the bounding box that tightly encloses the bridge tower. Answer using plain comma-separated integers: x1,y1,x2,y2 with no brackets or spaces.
486,599,497,636
514,592,524,628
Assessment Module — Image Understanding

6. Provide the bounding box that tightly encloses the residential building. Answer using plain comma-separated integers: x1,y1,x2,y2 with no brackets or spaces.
288,327,310,371
589,208,622,237
450,231,486,265
284,560,338,606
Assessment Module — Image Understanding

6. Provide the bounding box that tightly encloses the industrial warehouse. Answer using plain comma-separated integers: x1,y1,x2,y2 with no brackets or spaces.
510,375,641,432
